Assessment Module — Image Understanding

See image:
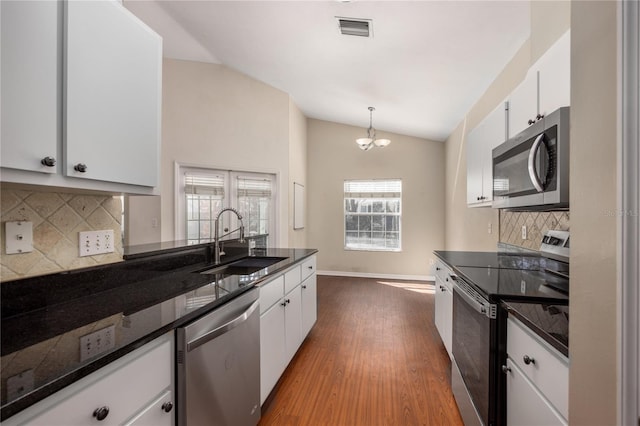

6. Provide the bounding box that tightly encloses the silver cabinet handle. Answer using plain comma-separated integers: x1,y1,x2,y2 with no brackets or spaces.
502,365,511,374
527,134,546,192
186,300,259,351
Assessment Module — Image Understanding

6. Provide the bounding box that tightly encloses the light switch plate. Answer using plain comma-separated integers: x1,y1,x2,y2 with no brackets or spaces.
80,325,116,362
79,230,115,257
5,221,34,254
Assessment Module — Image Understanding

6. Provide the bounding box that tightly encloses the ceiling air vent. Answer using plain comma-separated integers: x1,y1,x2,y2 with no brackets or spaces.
337,17,372,37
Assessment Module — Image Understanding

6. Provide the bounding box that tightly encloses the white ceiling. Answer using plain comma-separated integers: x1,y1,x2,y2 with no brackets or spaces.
124,0,530,142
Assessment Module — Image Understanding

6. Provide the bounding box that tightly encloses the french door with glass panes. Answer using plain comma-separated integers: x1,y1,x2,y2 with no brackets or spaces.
179,167,276,245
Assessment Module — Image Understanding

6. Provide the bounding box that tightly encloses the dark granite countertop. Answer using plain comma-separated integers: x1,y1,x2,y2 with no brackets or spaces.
502,301,569,357
0,245,317,421
434,250,542,270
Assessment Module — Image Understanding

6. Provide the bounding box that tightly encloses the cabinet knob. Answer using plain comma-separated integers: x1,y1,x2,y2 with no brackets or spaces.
445,277,449,282
302,285,307,289
436,267,441,271
40,156,56,167
161,401,173,413
523,355,535,365
93,406,109,421
74,163,87,173
502,365,511,374
285,298,291,304
536,114,544,121
308,266,313,270
281,301,287,307
528,119,536,125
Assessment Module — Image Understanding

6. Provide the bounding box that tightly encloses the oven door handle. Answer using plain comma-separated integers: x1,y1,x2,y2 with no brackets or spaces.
527,133,546,193
453,283,496,319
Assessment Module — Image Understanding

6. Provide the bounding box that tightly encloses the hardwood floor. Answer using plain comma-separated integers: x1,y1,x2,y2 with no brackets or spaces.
259,275,463,426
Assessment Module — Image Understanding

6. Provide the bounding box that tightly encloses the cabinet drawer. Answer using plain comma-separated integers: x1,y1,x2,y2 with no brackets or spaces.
123,390,173,426
505,358,567,426
18,336,172,426
259,275,284,315
301,256,316,281
284,266,301,294
507,317,569,419
434,260,453,283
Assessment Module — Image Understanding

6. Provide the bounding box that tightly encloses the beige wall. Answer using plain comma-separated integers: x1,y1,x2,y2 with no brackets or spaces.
160,59,291,247
307,119,444,278
288,99,308,248
569,1,618,423
0,189,122,281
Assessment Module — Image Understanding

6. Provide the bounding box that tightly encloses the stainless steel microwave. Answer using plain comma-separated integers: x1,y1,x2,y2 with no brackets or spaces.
492,106,569,210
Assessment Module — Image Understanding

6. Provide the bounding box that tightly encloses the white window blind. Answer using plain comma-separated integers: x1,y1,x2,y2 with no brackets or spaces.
237,177,272,198
184,173,225,196
344,179,402,252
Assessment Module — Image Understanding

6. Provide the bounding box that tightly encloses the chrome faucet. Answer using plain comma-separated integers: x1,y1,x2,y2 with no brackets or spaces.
214,207,245,264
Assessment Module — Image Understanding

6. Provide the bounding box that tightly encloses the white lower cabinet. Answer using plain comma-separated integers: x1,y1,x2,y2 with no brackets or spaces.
433,260,453,357
505,316,569,425
259,255,317,405
301,274,317,337
3,333,174,426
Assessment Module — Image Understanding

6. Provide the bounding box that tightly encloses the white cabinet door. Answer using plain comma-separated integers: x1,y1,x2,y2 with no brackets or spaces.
260,302,286,405
1,0,60,173
65,0,161,187
505,358,567,426
509,69,539,137
467,102,506,206
538,31,571,118
301,274,317,337
434,276,453,357
466,124,485,205
284,286,303,364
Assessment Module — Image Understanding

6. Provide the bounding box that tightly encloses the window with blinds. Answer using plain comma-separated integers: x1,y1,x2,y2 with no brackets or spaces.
184,172,226,244
344,179,402,251
236,176,272,236
180,167,276,245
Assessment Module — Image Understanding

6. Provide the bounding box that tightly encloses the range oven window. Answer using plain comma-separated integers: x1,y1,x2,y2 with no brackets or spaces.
493,126,557,198
452,288,492,425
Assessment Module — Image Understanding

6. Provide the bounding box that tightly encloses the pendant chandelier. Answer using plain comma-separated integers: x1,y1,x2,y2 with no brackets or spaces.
355,106,391,151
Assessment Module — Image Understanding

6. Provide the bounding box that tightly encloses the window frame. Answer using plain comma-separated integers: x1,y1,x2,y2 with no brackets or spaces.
175,164,277,244
343,178,402,252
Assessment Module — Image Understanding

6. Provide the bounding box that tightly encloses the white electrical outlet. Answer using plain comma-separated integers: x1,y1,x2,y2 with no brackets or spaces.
488,222,492,234
79,230,115,257
521,225,527,240
6,370,34,401
80,325,116,362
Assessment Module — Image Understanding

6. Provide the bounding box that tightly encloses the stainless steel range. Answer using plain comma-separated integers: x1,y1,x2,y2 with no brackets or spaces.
448,230,570,426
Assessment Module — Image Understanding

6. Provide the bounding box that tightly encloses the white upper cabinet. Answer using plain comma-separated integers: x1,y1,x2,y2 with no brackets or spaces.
508,68,539,137
466,102,508,207
509,30,571,137
0,0,162,195
537,30,571,118
1,1,60,174
65,0,162,187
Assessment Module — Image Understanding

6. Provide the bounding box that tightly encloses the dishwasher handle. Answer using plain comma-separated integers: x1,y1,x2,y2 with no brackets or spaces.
186,299,259,352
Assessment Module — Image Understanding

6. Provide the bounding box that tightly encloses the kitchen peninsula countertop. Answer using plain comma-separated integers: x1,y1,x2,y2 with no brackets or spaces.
0,245,317,420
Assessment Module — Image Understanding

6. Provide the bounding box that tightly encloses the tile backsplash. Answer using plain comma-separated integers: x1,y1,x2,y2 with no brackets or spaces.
1,190,123,281
499,210,570,250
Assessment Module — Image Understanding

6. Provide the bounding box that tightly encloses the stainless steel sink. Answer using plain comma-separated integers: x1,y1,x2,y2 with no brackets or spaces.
200,256,288,276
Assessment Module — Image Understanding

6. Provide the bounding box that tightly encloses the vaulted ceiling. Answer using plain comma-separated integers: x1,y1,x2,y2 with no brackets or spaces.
125,1,530,141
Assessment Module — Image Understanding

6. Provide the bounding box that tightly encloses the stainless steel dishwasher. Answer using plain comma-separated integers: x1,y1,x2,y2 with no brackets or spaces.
176,287,260,426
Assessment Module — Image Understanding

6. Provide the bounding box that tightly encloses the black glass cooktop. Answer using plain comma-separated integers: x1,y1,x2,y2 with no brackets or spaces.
455,266,569,303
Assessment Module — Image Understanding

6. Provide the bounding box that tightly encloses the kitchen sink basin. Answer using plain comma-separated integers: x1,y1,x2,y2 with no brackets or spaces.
200,256,288,276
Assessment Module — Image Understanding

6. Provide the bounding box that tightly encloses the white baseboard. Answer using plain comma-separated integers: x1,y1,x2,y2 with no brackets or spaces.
317,270,434,282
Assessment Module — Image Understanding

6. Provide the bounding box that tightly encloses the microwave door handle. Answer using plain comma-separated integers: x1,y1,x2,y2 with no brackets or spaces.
527,134,545,192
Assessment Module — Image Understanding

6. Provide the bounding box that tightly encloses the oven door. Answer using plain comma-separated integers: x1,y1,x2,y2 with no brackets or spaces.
452,284,495,426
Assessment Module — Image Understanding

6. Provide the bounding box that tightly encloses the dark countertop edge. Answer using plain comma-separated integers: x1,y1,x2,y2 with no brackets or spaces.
502,301,569,358
0,248,318,421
